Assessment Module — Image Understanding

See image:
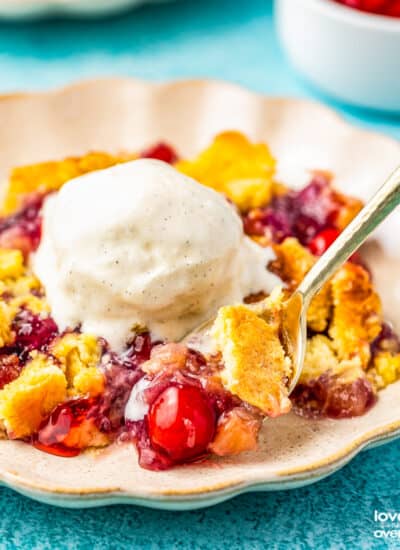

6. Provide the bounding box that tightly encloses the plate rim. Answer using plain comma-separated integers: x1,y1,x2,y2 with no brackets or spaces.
2,426,400,510
1,75,399,148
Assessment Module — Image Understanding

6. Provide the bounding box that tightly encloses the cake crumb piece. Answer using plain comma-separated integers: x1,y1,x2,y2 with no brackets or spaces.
212,291,291,416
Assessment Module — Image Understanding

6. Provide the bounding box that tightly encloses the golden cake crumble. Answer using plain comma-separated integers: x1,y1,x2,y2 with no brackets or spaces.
176,131,276,211
0,353,67,438
50,333,104,397
301,335,339,383
302,334,365,385
2,151,137,215
0,303,13,348
329,262,382,367
271,238,332,332
369,352,400,389
212,290,292,417
0,249,24,279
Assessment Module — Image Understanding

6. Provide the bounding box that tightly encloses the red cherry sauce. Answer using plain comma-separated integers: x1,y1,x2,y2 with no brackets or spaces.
32,398,98,457
124,350,240,470
0,194,45,257
11,309,58,362
243,174,340,245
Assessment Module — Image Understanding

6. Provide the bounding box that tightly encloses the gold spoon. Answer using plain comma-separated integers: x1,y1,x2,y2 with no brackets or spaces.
184,166,400,393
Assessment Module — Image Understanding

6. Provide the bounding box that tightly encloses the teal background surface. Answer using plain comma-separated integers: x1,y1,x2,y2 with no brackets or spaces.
0,0,399,548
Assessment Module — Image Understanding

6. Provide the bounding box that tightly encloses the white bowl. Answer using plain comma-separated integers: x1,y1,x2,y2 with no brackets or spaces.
276,0,400,112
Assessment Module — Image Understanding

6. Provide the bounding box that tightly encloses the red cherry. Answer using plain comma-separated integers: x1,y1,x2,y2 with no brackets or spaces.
308,227,363,263
140,143,178,164
384,0,400,16
308,228,340,256
359,0,388,11
334,0,392,13
148,385,216,462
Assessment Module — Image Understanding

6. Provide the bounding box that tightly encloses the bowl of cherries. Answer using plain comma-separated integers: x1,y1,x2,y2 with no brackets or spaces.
276,0,400,111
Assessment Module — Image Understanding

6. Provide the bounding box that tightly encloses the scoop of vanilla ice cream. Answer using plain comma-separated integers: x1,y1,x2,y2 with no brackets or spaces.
33,159,279,351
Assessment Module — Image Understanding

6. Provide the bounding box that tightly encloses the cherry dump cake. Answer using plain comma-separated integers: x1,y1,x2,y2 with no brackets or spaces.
0,131,399,470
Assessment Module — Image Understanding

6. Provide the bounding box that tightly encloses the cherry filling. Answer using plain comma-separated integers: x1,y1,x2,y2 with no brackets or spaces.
0,194,45,257
129,373,261,470
28,335,156,459
243,175,341,245
140,143,179,164
11,309,58,361
119,332,155,368
32,397,98,457
291,374,376,419
148,384,216,462
93,333,154,433
308,227,341,256
122,347,252,470
307,228,363,266
0,310,59,390
123,348,220,470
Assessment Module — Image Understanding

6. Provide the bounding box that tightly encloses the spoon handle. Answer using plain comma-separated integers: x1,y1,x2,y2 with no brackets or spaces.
297,166,400,306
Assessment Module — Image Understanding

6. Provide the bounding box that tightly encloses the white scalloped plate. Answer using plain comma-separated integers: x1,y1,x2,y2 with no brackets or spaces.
0,0,163,19
0,78,399,510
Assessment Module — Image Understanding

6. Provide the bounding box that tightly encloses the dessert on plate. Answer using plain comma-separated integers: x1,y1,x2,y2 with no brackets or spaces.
0,132,399,471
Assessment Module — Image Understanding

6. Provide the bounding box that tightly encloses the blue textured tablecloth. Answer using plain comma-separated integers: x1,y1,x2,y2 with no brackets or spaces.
0,1,399,548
